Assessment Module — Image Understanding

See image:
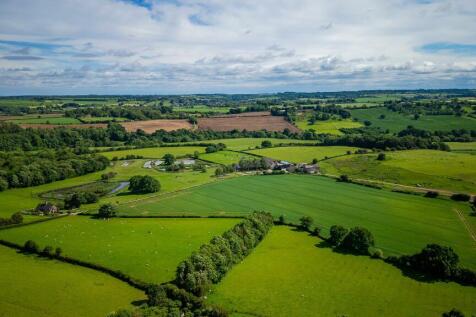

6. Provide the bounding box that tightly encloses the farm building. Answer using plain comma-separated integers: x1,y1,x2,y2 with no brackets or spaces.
35,202,59,215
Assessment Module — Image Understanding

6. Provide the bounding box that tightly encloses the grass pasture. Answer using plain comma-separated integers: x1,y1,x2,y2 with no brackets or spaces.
0,159,217,217
447,142,476,155
9,116,81,125
246,146,359,163
296,118,363,134
199,150,257,165
179,138,318,151
99,146,205,159
208,226,476,317
116,175,476,268
320,150,476,193
0,217,238,284
0,245,143,317
80,116,128,123
350,107,476,133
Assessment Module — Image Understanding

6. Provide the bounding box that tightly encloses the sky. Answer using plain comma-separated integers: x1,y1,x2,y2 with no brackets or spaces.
0,0,475,95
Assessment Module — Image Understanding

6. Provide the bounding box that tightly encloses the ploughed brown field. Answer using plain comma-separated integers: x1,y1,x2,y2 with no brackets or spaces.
198,112,300,132
120,119,192,133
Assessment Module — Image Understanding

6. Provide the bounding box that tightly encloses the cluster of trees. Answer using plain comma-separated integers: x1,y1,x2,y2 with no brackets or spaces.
24,240,63,257
129,175,161,194
384,99,474,116
98,203,116,218
214,165,234,176
0,149,109,190
398,126,476,142
387,244,476,286
235,157,270,171
0,212,23,227
64,192,99,209
328,225,376,255
65,104,176,121
176,212,274,296
205,143,226,153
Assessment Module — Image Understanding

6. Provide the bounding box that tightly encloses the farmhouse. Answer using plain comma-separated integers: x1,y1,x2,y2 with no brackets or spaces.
35,202,59,215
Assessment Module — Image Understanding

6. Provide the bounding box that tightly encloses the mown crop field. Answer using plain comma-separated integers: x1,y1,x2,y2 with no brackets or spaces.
246,146,359,162
99,146,205,159
0,217,238,284
199,150,257,165
320,150,476,194
208,226,476,317
447,142,476,155
0,159,217,217
198,113,300,133
120,119,193,133
117,175,476,268
350,107,476,132
9,116,81,125
295,119,363,134
0,245,143,317
179,138,318,151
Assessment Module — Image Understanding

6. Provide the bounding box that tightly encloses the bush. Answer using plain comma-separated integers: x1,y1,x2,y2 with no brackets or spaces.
425,191,439,198
24,240,40,253
442,309,465,317
98,203,116,218
328,225,348,246
261,140,272,148
451,193,471,201
340,227,375,255
299,216,313,231
129,175,161,193
338,175,350,182
42,246,54,257
370,248,384,259
0,177,8,191
376,153,386,161
406,244,459,279
163,153,175,165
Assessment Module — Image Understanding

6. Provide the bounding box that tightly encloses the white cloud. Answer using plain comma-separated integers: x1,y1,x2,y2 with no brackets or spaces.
0,0,475,94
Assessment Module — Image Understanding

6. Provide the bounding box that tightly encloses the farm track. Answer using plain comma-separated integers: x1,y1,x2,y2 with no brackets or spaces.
453,208,476,245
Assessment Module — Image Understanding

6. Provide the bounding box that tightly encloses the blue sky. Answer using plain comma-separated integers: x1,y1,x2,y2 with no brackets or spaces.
0,0,475,95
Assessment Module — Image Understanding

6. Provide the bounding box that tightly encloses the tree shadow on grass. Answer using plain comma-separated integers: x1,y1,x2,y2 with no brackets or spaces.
131,299,148,307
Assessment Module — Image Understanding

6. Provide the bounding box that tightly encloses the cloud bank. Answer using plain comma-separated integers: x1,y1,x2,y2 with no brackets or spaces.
0,0,475,95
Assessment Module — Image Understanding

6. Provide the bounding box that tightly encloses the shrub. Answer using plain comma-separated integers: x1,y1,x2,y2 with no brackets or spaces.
425,191,439,198
55,247,63,257
407,244,459,279
98,203,116,218
451,193,471,202
299,216,313,231
370,248,384,259
338,175,350,182
376,153,386,161
0,177,8,191
311,227,321,237
328,225,348,246
129,175,161,193
24,240,40,253
340,227,375,255
42,246,54,257
261,140,272,148
163,153,175,165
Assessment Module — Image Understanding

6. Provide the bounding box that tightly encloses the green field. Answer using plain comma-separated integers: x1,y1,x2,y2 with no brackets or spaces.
9,116,81,124
208,226,476,317
0,245,143,317
80,116,128,123
320,150,476,193
246,146,359,163
199,150,257,165
0,159,218,217
172,106,232,113
447,142,476,155
350,107,476,133
99,146,205,159
295,119,363,134
0,217,238,284
116,175,476,268
178,138,318,151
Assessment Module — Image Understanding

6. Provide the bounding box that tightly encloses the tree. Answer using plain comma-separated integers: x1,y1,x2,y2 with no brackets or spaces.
261,140,272,148
193,151,200,159
376,153,386,161
10,212,23,224
24,240,39,253
129,175,161,194
163,153,175,165
451,193,470,202
42,246,54,257
340,227,375,254
64,193,82,209
98,203,116,218
299,216,313,231
0,177,8,191
329,225,348,246
339,175,350,182
55,247,63,257
409,244,459,278
311,158,318,164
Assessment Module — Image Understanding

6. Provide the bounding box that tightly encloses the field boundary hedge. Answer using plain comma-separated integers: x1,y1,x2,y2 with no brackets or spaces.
0,238,149,291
